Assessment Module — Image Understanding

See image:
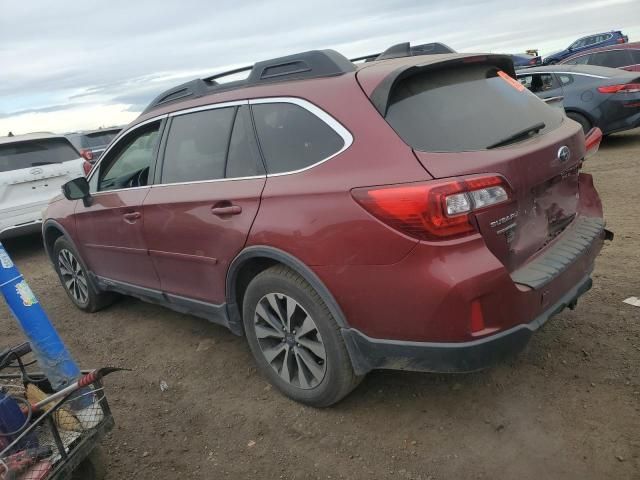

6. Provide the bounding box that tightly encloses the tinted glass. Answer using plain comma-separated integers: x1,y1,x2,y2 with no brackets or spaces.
226,106,264,178
84,131,120,148
630,50,640,64
570,38,587,49
589,50,632,68
385,65,563,152
558,74,573,86
566,54,590,65
162,107,235,184
518,73,556,93
0,138,79,173
252,103,344,174
98,122,160,191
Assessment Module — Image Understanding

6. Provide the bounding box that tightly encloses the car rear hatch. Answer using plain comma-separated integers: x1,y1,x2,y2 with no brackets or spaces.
0,138,85,212
357,55,590,274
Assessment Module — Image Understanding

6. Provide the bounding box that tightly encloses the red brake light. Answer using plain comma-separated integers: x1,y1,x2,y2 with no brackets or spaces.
80,149,93,161
597,83,640,94
351,175,512,241
616,38,625,44
528,58,537,65
585,127,603,159
82,160,92,176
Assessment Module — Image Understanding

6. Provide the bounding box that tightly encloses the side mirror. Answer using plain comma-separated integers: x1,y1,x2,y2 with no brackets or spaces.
62,177,91,206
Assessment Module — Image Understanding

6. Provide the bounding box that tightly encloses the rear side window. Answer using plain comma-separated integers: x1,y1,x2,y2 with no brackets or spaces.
589,50,632,68
518,73,557,93
630,50,640,64
252,103,344,174
385,64,563,152
161,107,236,184
226,106,264,178
0,138,79,173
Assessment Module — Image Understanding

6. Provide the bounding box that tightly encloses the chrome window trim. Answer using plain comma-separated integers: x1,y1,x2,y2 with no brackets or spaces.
517,71,608,80
151,174,265,189
88,96,353,193
249,97,354,177
87,114,167,183
168,100,248,117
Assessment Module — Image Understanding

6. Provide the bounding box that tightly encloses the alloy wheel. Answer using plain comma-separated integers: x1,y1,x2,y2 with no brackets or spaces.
58,249,89,305
253,293,327,389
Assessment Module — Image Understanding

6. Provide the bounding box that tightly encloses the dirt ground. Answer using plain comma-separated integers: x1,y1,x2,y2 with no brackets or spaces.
2,130,639,479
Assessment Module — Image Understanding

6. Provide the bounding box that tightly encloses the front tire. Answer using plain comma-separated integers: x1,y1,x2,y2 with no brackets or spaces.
53,237,116,312
243,265,362,407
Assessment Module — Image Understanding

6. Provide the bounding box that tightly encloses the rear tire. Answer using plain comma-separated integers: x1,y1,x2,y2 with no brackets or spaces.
243,265,362,407
566,112,591,133
53,237,116,313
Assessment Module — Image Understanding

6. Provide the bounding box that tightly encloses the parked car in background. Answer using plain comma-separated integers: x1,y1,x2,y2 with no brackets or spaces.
511,52,542,69
66,127,122,163
544,31,628,65
0,133,87,239
517,65,640,134
560,41,640,71
44,46,606,406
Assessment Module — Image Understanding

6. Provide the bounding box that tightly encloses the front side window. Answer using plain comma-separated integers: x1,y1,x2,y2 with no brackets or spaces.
161,107,235,184
570,37,587,49
558,74,574,86
385,64,563,152
98,121,161,191
252,102,344,174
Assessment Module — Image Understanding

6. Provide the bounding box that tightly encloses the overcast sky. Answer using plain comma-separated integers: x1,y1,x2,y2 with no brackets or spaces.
2,0,639,134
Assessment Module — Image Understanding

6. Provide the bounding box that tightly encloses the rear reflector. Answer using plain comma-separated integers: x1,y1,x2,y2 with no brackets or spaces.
469,299,485,333
352,175,512,241
82,160,92,176
585,127,603,159
597,83,640,94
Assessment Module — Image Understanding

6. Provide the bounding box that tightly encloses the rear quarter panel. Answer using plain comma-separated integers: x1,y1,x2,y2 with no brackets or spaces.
246,75,432,266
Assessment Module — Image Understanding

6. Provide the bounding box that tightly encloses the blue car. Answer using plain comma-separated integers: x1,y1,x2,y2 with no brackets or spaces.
511,52,542,69
544,31,628,65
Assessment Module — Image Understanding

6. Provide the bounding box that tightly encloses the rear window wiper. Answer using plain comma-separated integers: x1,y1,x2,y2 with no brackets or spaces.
486,122,545,149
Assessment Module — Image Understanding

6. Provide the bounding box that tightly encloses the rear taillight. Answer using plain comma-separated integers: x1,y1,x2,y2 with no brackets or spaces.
351,175,512,241
616,37,625,44
528,58,538,65
597,83,640,93
80,149,94,161
585,127,603,159
82,160,92,176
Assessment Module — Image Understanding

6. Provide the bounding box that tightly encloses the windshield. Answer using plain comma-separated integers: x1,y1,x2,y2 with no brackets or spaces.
0,138,79,172
384,64,563,152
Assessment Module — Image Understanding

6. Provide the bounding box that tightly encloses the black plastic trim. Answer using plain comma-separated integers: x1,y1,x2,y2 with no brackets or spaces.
94,275,231,330
511,216,604,289
226,246,350,333
42,219,78,263
342,275,593,376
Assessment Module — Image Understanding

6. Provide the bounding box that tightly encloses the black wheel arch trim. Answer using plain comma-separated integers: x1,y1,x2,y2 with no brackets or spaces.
226,246,351,334
42,219,81,264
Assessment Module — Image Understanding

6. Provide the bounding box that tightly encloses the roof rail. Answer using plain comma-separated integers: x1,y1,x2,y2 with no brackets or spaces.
142,49,356,114
350,42,457,63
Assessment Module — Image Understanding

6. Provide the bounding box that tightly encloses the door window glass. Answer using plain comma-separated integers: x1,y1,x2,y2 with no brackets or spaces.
589,50,632,68
161,107,236,184
98,121,161,191
226,106,264,178
518,73,556,93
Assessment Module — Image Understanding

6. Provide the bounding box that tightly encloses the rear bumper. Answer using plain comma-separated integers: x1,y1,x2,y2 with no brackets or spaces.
343,274,593,375
0,203,47,239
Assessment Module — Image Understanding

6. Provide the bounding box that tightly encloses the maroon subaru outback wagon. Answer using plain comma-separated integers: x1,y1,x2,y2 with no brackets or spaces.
44,45,610,406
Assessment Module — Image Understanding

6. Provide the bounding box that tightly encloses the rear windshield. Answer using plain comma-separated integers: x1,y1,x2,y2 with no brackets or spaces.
0,138,79,173
83,131,119,148
385,64,563,152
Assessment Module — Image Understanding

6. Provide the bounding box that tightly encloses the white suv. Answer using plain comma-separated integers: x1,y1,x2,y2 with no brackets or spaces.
0,133,87,239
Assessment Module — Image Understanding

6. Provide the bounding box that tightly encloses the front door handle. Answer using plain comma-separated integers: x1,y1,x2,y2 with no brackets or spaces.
210,205,242,217
123,211,142,223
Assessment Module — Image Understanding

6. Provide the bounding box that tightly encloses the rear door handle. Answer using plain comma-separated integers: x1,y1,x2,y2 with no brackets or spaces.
210,205,242,217
123,211,142,223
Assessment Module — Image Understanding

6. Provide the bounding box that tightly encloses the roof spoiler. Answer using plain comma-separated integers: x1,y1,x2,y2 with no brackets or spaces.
369,54,516,116
350,42,456,63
